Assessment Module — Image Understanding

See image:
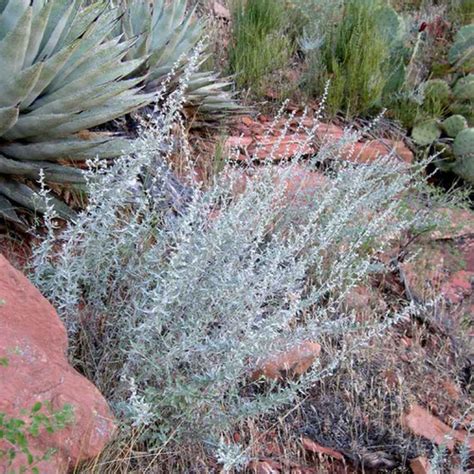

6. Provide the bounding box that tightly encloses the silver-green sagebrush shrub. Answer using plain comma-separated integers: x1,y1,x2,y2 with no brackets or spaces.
31,86,437,463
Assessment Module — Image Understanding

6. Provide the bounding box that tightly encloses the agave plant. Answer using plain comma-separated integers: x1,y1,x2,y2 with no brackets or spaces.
116,0,241,122
0,0,155,224
0,0,239,225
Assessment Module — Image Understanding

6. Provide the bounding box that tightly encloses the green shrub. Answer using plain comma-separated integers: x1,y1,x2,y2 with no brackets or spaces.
301,0,402,118
228,0,293,93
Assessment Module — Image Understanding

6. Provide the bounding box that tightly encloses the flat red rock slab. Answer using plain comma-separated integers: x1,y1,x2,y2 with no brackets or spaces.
402,404,473,452
301,436,344,461
225,117,413,164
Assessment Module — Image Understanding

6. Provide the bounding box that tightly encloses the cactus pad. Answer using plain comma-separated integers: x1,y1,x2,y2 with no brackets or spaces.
375,6,404,45
452,154,474,184
450,102,474,126
453,127,474,160
423,79,451,107
448,24,474,67
442,115,468,137
412,120,441,146
453,75,474,101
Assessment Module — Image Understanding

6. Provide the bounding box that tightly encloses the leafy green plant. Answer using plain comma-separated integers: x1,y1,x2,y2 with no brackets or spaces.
0,402,74,473
228,0,293,94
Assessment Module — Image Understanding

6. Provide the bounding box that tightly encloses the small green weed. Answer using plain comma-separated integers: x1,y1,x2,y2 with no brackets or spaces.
0,402,74,473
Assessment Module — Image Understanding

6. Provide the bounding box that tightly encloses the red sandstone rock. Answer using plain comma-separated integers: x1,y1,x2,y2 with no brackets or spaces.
0,255,115,473
274,164,328,204
226,135,253,149
410,456,431,474
252,135,315,160
225,117,413,165
225,164,328,203
301,437,344,461
400,240,473,309
251,341,321,381
402,404,472,452
342,140,413,164
249,460,282,473
440,270,473,304
429,208,474,240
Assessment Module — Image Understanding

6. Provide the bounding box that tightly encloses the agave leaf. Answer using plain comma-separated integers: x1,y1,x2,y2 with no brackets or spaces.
0,176,75,219
148,33,203,81
29,77,144,116
37,92,153,138
190,95,234,105
0,6,32,74
0,62,43,108
71,137,136,159
39,0,72,54
46,8,121,92
23,0,54,68
1,136,134,161
148,13,201,75
197,103,242,113
38,0,77,60
0,137,109,161
56,37,133,87
3,112,75,141
21,42,80,109
122,6,150,61
187,73,222,90
188,82,233,96
129,34,150,64
0,0,7,15
150,0,188,51
54,0,85,53
0,154,84,184
9,91,149,142
31,1,48,17
0,106,18,136
0,0,29,41
61,1,107,45
0,193,23,225
37,58,146,107
128,0,150,36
